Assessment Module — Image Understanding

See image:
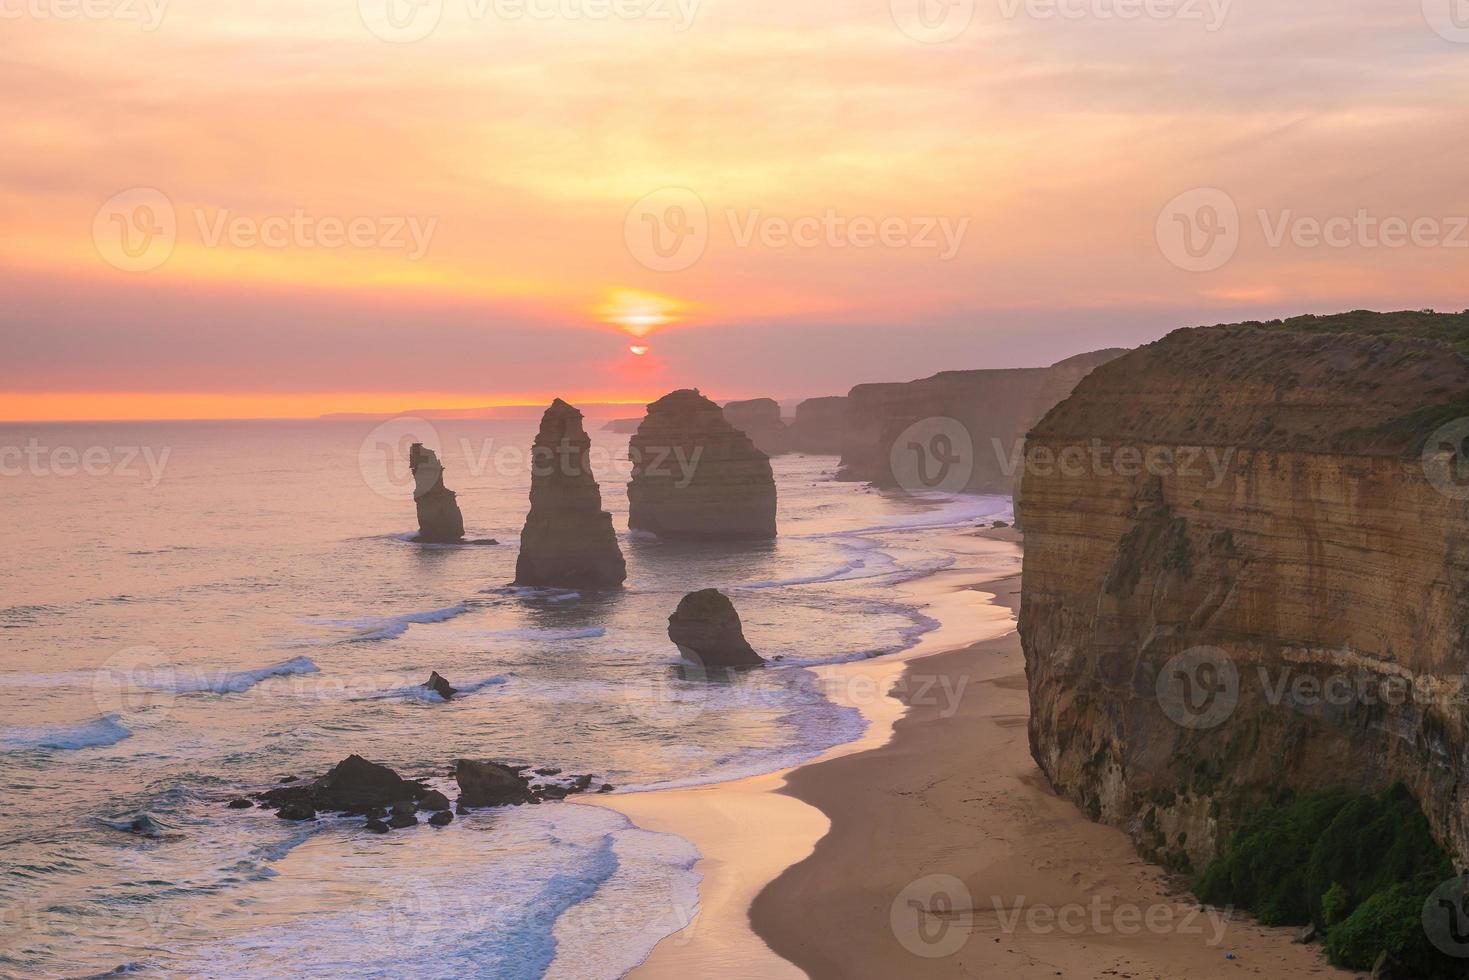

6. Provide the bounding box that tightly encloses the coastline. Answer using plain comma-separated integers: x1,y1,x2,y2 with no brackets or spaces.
592,524,1348,979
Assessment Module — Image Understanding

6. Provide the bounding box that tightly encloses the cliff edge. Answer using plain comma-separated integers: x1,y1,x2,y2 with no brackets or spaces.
1018,310,1469,869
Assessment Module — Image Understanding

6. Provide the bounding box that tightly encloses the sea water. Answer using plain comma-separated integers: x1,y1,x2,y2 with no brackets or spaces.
0,419,1014,977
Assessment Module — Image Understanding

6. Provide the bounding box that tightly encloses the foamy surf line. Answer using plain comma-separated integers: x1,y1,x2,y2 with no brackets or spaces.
303,603,471,641
1,713,132,751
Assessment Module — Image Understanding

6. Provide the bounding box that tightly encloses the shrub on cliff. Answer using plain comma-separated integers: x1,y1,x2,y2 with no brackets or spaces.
1195,784,1459,974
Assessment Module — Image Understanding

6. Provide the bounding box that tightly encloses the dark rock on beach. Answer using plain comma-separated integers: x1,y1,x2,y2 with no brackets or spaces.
420,790,451,811
409,443,466,543
424,671,457,701
276,803,316,821
668,588,765,668
226,798,253,809
364,818,389,834
428,810,454,827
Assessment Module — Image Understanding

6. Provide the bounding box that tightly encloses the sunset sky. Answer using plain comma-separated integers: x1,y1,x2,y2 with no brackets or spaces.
4,0,1468,419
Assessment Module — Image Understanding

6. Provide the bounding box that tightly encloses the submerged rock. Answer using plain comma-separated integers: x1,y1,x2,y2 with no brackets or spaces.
628,389,777,539
100,814,166,837
226,798,253,809
514,399,627,589
424,671,457,701
722,398,790,456
276,803,316,821
428,810,454,827
364,818,389,834
409,443,465,543
667,589,765,668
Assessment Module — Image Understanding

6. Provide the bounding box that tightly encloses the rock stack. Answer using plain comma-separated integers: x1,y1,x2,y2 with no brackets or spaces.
668,589,765,668
514,399,626,588
409,444,465,543
788,396,849,454
628,389,777,539
722,398,791,456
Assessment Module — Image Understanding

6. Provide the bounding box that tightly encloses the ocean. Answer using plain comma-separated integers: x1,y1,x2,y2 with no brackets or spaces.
0,419,1013,978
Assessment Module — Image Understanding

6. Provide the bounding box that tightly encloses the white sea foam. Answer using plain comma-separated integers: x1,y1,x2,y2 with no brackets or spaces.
304,603,471,641
373,673,511,703
1,713,133,751
163,655,321,694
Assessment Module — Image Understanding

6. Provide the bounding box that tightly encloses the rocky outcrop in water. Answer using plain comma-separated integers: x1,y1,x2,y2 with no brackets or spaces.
722,398,791,456
836,349,1127,492
424,672,456,701
628,389,777,539
1018,311,1469,869
601,418,643,433
409,444,465,543
788,396,848,454
256,755,429,815
668,588,765,668
514,399,626,589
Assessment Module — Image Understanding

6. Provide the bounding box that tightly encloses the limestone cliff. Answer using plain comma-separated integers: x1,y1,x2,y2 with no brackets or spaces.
408,443,465,543
1018,311,1469,870
836,349,1126,493
722,398,791,456
628,389,777,539
514,399,626,588
788,396,848,454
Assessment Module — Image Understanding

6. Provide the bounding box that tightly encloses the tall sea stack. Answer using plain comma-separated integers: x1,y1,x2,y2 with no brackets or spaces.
1019,311,1469,868
628,389,777,539
408,443,465,543
721,398,791,456
514,399,626,588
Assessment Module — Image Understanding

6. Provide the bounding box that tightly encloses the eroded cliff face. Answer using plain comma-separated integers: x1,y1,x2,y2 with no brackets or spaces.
722,398,791,456
1018,313,1469,869
836,349,1126,493
788,396,847,454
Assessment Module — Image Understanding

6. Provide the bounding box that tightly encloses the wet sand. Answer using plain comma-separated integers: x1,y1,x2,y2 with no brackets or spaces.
593,529,1344,978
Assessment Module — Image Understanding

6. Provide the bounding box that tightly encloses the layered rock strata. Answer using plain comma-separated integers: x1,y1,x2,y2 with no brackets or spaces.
409,443,465,542
836,349,1127,493
628,389,777,539
722,398,791,456
1018,311,1469,869
668,589,765,668
514,399,626,588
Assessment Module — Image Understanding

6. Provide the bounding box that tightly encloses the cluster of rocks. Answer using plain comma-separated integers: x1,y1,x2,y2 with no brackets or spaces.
514,399,627,589
232,754,613,833
628,389,777,540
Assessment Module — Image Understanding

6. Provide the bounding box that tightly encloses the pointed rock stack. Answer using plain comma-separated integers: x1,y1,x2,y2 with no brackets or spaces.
628,389,777,539
514,399,626,588
409,443,465,543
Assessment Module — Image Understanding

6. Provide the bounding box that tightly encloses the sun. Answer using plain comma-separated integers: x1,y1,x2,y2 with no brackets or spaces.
629,345,650,356
594,288,684,338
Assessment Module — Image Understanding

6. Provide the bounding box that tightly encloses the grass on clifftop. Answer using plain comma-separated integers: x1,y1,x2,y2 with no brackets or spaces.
1194,784,1463,976
1231,309,1469,361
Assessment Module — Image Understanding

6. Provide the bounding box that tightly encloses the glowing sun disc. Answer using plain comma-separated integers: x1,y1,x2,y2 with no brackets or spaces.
628,345,650,356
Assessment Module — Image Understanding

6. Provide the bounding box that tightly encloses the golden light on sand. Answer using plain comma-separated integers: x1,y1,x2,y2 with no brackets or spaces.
596,289,684,338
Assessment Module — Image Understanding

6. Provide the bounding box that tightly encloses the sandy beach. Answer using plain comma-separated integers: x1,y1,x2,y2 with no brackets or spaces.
594,528,1348,979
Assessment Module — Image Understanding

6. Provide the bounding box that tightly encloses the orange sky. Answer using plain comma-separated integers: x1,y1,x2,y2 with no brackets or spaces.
3,0,1468,419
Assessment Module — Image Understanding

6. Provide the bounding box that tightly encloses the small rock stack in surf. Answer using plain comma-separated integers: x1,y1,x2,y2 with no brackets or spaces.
409,443,465,543
514,399,627,589
628,389,777,539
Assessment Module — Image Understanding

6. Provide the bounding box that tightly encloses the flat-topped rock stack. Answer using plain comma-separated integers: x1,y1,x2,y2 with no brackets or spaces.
722,398,791,456
788,396,848,454
409,443,465,543
628,389,777,539
514,399,626,588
